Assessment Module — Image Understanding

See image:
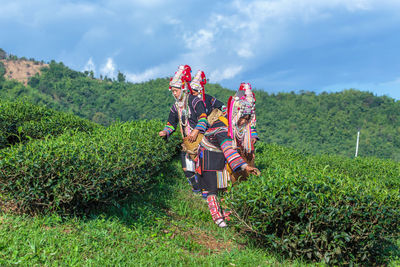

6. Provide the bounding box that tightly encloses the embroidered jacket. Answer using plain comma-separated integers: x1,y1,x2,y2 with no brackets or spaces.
163,94,208,137
203,94,225,116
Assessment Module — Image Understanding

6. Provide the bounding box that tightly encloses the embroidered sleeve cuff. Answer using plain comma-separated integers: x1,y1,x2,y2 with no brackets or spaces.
239,163,248,171
251,127,259,140
221,139,247,171
194,113,208,133
163,123,175,137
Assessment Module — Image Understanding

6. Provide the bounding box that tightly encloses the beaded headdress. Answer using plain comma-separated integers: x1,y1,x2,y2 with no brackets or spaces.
190,70,207,102
227,83,256,140
169,65,192,92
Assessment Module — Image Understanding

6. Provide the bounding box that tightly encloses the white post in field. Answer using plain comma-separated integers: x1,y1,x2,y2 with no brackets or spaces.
355,130,360,157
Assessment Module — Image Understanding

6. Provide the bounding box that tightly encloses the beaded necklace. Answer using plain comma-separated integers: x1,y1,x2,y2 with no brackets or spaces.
176,94,192,136
234,123,246,141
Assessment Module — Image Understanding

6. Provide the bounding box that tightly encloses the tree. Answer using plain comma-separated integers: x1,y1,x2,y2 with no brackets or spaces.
117,71,126,83
0,48,6,60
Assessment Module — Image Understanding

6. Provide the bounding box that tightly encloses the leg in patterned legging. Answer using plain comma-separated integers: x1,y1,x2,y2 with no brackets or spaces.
199,170,227,227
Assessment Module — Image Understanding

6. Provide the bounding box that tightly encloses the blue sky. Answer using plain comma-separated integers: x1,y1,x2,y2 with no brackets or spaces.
1,0,400,100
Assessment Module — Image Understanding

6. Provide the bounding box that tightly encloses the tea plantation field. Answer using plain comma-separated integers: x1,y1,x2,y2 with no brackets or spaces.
0,100,398,265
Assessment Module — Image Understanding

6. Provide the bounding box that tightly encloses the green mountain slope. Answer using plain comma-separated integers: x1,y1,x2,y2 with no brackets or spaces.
1,60,399,160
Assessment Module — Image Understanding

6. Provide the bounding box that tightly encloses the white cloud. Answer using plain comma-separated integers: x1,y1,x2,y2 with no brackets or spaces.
83,57,96,74
0,0,103,27
183,29,214,50
322,78,400,100
209,66,243,82
165,16,181,25
100,58,116,78
237,47,254,58
169,0,400,90
3,0,400,96
126,67,161,83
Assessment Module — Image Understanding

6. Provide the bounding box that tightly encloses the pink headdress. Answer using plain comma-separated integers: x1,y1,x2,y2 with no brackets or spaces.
169,65,192,92
227,83,256,152
238,82,256,103
190,70,207,102
227,97,255,138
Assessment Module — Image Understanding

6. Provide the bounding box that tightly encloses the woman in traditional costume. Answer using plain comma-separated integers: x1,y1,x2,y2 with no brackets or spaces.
197,93,260,227
159,65,208,193
227,83,259,183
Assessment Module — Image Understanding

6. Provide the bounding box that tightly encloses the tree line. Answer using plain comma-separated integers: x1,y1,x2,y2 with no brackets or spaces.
0,59,399,160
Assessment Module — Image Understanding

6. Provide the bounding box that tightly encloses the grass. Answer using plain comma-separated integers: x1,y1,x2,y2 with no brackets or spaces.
0,159,309,266
0,159,398,266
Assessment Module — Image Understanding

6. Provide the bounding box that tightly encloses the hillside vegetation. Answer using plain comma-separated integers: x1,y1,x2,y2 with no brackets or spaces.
0,53,398,264
0,100,180,213
1,59,399,160
228,143,399,265
0,105,398,264
0,100,99,149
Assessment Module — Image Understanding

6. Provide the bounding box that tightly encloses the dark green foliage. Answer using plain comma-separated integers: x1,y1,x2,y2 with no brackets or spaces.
117,71,126,83
0,48,6,60
227,143,400,265
22,61,174,124
254,90,400,160
0,61,5,84
0,61,5,76
0,60,399,160
0,120,180,214
0,100,99,149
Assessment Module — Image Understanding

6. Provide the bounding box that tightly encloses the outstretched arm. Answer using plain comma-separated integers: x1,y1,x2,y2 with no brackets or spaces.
217,130,260,175
161,106,178,138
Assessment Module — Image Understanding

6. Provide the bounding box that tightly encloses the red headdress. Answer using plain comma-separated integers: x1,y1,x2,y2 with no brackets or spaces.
169,65,192,92
190,70,207,102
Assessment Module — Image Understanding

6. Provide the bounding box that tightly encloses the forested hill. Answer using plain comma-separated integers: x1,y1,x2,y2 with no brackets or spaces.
1,59,399,160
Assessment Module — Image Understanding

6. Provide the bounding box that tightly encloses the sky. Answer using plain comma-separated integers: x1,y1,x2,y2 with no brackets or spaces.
1,0,400,100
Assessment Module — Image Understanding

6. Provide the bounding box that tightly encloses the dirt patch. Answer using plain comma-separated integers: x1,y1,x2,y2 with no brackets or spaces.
163,225,236,255
0,199,19,214
42,225,54,230
42,224,74,234
184,227,235,253
1,59,49,85
63,227,73,234
164,209,246,255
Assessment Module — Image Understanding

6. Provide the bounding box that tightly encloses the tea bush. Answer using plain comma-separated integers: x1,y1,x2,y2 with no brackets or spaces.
227,143,400,265
314,154,400,190
0,120,180,214
0,100,99,149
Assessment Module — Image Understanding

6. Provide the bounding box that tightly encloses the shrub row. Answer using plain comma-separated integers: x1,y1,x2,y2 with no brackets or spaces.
227,143,400,265
0,120,180,214
0,100,99,149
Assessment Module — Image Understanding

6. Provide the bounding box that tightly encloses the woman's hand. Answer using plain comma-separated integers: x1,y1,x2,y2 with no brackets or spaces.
187,129,199,143
159,131,167,137
245,165,260,176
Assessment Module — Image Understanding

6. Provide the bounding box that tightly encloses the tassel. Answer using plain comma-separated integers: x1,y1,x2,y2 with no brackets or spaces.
227,96,233,138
